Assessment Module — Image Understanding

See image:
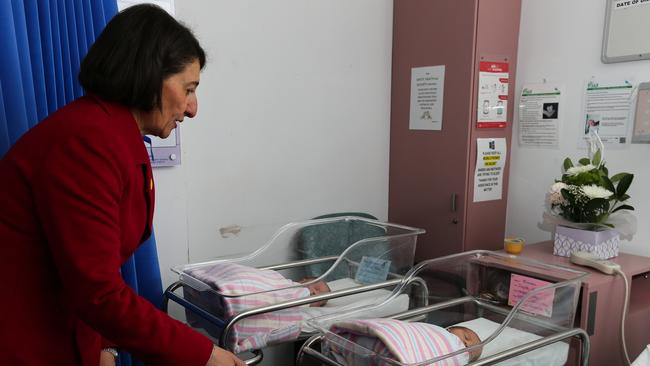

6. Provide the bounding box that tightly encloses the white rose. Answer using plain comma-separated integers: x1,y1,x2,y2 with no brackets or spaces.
547,182,568,205
549,182,567,193
581,184,613,199
565,164,595,176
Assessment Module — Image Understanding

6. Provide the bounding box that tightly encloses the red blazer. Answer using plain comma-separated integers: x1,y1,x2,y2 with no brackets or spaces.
0,96,212,365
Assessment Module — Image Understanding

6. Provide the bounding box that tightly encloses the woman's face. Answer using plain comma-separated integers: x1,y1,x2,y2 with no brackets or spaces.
136,60,201,138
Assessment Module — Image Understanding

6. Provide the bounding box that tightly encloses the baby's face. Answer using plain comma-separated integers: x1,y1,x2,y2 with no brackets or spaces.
306,281,330,307
448,327,482,361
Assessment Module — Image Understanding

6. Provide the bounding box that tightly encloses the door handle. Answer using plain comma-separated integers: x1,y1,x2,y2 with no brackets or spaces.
451,193,459,224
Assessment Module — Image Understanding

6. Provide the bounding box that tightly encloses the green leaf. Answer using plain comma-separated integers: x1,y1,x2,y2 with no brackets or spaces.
592,149,602,166
596,213,610,223
585,198,609,215
561,189,573,202
612,204,635,213
601,165,609,176
602,176,615,193
563,158,573,170
618,194,631,201
593,198,609,209
610,173,626,182
616,174,634,197
579,158,591,165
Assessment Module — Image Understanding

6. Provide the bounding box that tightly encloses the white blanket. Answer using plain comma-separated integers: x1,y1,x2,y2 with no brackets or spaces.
454,317,569,366
300,278,411,332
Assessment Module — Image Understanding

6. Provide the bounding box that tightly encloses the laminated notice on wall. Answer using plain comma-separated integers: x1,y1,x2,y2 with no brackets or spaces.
477,61,509,128
580,77,633,145
519,83,562,148
473,138,507,202
409,65,445,130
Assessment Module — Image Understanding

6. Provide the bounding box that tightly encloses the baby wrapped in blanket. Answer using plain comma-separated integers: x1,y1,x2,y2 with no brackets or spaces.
327,318,482,366
184,262,329,353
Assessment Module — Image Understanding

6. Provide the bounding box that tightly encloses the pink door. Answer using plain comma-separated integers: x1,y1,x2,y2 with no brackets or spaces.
389,0,478,261
389,0,521,261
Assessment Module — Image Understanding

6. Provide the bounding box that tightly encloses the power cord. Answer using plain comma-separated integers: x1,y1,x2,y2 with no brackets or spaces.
570,251,632,365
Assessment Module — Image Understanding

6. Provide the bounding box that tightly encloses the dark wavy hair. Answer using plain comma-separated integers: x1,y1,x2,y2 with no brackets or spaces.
79,4,206,111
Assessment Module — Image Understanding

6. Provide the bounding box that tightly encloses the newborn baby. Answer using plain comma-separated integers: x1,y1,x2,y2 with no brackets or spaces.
328,318,483,365
299,277,331,307
183,262,334,353
448,326,483,362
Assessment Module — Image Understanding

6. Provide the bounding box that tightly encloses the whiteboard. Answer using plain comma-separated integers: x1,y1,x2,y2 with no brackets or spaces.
602,0,650,63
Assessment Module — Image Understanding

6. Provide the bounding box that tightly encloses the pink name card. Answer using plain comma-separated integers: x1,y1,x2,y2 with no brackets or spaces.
507,274,555,317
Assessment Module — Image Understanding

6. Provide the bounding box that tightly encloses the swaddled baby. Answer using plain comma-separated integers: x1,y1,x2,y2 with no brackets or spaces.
184,262,330,352
185,262,330,312
327,318,482,366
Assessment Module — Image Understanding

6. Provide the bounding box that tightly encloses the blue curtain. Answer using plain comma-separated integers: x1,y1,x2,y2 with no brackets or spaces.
0,0,113,153
0,2,163,365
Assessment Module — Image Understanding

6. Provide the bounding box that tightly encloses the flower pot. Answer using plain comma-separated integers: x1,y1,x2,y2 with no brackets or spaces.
553,225,620,259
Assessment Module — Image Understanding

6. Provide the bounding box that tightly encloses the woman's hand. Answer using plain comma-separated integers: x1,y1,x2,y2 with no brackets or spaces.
206,346,246,366
99,350,116,366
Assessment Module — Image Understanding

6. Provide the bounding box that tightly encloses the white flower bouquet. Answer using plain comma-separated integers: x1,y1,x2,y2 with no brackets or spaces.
544,149,636,238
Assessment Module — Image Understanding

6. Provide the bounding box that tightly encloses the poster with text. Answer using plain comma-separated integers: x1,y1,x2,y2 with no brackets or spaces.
410,65,445,130
477,61,509,128
581,78,633,145
519,84,562,147
474,138,507,202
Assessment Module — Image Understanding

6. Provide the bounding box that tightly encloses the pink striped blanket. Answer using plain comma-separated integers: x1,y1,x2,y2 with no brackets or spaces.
328,319,469,366
185,262,310,353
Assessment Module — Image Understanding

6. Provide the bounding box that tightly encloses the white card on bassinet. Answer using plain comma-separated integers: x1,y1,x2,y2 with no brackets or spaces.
355,256,391,284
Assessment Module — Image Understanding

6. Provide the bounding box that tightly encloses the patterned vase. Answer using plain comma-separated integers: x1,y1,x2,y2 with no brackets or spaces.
553,225,620,259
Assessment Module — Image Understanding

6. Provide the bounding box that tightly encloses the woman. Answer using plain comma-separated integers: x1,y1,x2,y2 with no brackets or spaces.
0,5,244,366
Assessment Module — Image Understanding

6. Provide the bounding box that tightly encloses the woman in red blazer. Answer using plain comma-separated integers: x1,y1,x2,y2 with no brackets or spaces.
0,5,244,366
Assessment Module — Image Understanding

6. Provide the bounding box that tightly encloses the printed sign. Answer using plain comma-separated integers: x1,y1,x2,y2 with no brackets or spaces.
477,61,509,128
473,138,507,202
519,84,562,148
410,65,445,130
355,256,391,284
581,78,633,145
613,0,650,11
508,274,555,317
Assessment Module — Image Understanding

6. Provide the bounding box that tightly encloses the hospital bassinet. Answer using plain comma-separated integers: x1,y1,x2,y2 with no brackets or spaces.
299,250,590,366
163,216,425,363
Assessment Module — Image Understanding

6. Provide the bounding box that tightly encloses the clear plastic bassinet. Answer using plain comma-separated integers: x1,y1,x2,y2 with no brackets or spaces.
164,216,425,355
302,250,590,366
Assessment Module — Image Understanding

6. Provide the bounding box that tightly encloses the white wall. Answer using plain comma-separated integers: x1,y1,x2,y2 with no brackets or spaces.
153,0,394,289
508,0,650,256
153,3,393,363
